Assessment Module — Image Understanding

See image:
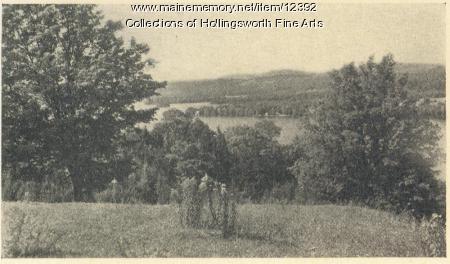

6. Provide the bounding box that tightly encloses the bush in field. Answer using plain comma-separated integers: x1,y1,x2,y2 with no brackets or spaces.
94,174,155,204
2,208,64,257
290,55,443,218
170,188,181,204
37,169,73,202
177,175,237,238
419,214,446,257
156,175,172,204
95,181,124,203
218,184,237,238
262,182,296,203
178,177,202,228
2,168,73,202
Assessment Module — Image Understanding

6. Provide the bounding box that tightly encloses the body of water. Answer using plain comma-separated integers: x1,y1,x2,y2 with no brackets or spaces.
135,102,445,181
135,102,302,144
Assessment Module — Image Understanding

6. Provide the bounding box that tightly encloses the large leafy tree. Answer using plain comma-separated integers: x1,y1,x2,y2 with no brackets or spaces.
225,120,290,201
290,55,442,217
153,110,221,181
2,5,165,201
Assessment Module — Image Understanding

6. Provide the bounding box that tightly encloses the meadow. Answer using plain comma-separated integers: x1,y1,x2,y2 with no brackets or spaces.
1,202,439,257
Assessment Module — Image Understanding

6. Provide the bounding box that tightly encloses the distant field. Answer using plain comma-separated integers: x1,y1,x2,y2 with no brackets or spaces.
1,202,432,257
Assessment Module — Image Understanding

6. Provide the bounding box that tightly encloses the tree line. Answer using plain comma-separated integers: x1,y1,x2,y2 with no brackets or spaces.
186,95,317,118
182,99,445,120
95,111,295,204
151,63,445,120
2,5,445,218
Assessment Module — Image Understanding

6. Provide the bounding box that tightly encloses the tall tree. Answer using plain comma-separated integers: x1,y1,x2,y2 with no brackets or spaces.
290,55,442,217
225,121,289,201
2,5,165,201
213,128,232,184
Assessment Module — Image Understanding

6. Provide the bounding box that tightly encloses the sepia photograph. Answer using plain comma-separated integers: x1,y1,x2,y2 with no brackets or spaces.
0,1,447,259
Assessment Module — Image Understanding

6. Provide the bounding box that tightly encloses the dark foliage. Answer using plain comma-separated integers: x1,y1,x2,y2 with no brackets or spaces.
289,55,444,218
2,5,164,201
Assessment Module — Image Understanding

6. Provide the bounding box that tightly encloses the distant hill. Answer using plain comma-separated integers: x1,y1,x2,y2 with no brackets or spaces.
153,70,329,104
396,63,445,98
151,63,445,104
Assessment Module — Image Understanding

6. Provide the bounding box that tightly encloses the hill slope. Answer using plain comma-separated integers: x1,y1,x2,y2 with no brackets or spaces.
152,63,445,104
1,202,439,257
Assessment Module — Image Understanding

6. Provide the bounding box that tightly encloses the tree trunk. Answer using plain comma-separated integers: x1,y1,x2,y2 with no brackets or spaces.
72,179,84,202
68,167,84,202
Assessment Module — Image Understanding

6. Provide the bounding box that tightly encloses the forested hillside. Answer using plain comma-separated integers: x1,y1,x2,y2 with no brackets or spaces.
150,63,445,119
153,70,329,104
152,63,444,104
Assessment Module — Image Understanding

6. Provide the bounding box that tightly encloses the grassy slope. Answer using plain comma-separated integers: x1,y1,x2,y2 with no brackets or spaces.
1,202,426,257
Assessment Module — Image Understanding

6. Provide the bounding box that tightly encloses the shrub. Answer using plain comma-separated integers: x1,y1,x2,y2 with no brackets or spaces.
219,185,237,238
419,214,446,257
170,188,181,204
1,168,73,202
156,176,171,204
177,176,237,238
16,182,40,202
179,177,202,228
2,207,65,257
38,170,73,203
262,182,296,203
1,169,21,201
95,173,163,204
95,181,126,203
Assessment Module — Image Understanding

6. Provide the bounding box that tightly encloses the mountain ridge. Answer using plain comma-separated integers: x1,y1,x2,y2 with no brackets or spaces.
152,63,445,104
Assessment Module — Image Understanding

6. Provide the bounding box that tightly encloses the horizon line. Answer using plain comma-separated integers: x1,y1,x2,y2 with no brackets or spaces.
158,61,445,83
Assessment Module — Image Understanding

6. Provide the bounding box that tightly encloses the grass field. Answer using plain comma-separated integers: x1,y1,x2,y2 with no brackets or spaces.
0,202,437,257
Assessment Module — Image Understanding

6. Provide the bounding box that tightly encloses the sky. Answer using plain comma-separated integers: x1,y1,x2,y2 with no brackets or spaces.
98,3,445,82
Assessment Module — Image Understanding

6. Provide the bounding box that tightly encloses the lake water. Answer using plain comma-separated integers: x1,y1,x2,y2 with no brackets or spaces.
135,102,446,181
199,116,302,144
135,102,303,144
